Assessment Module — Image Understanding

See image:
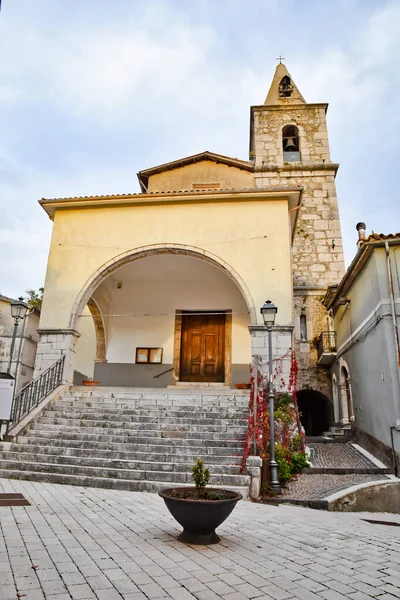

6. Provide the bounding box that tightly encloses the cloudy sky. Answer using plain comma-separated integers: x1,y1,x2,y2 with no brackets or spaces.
0,0,399,299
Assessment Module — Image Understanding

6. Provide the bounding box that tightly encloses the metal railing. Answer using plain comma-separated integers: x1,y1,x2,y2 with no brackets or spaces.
153,367,174,379
10,355,65,426
317,331,337,358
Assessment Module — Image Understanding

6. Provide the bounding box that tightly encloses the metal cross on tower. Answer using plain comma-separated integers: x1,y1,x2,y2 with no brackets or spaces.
276,55,285,64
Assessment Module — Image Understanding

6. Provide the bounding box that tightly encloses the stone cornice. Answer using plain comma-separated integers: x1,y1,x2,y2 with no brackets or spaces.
255,163,339,174
37,328,81,338
251,103,328,113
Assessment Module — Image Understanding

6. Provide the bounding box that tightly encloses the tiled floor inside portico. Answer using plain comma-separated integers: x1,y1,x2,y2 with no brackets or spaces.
1,478,400,600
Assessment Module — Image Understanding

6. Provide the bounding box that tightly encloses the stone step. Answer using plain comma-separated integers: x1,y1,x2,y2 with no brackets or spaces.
0,450,242,474
44,409,249,426
26,426,246,444
35,417,247,434
0,458,249,486
0,469,249,497
3,443,241,463
6,386,251,495
59,398,249,409
54,401,249,415
305,467,391,475
66,386,250,397
16,436,244,455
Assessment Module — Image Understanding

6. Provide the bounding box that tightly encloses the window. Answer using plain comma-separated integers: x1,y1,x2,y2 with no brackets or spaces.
300,314,307,341
282,124,301,162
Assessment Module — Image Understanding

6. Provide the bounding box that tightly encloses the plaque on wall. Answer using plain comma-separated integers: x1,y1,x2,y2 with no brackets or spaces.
135,348,163,364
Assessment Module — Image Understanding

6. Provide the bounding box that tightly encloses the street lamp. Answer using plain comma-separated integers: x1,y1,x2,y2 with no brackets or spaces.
260,299,281,494
7,297,29,375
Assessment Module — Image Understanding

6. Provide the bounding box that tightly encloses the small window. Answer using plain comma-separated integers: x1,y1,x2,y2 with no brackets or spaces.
300,314,307,341
282,124,301,162
279,76,293,98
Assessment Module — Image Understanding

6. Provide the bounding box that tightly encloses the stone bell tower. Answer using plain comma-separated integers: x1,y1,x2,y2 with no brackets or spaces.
250,63,345,395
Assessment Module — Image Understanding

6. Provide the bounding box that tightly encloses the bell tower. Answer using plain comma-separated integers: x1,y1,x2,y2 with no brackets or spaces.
250,62,345,394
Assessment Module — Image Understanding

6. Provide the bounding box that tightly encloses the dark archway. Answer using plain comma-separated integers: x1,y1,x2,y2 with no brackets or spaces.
296,389,333,436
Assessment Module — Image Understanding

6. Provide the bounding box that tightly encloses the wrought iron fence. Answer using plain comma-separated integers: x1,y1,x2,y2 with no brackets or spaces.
10,355,65,425
317,331,337,358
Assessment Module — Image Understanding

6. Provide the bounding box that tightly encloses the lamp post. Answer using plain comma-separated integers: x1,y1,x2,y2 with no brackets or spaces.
7,297,29,376
260,299,281,495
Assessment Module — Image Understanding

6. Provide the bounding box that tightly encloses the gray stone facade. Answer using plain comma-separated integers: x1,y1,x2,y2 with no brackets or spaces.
251,84,345,398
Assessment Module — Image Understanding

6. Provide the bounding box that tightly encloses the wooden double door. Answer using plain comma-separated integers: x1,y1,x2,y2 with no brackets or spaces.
180,313,225,382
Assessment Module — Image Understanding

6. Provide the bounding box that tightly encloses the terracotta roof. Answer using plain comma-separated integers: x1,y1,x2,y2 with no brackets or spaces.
364,232,400,242
137,151,254,192
40,186,299,204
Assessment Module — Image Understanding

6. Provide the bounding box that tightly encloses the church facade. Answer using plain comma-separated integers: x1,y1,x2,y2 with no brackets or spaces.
35,64,345,430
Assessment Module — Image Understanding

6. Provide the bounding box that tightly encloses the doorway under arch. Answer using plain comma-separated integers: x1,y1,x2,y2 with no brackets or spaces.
296,389,333,436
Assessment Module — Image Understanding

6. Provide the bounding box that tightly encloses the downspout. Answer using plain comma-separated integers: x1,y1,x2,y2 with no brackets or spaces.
385,241,400,474
385,242,400,396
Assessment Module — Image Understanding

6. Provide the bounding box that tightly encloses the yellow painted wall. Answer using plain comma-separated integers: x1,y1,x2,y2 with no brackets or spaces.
40,197,293,331
147,161,254,192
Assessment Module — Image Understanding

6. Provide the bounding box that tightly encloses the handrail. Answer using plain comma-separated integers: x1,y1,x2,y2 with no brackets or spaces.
10,355,65,426
153,367,174,379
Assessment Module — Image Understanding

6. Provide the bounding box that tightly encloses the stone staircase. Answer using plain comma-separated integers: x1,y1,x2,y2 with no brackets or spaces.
0,387,251,495
322,424,353,440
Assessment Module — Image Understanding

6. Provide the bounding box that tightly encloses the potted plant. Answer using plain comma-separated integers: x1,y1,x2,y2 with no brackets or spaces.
158,458,242,545
82,378,100,387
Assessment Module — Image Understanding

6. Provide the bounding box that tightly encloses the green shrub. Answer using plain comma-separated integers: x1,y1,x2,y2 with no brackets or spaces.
290,451,310,474
275,443,292,482
192,458,210,490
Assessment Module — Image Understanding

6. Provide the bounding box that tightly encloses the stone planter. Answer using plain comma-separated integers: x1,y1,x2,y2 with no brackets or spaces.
159,487,242,545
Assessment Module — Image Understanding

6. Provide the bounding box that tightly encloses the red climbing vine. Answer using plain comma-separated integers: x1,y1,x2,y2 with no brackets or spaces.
241,349,307,482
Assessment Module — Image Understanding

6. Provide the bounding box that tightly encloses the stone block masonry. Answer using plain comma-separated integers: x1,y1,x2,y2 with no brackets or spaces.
251,99,346,398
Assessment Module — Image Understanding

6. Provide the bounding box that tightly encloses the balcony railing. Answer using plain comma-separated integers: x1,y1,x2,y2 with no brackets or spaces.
317,331,337,366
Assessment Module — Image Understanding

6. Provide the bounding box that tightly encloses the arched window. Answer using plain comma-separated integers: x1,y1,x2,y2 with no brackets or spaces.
282,125,301,162
300,314,307,341
279,76,293,98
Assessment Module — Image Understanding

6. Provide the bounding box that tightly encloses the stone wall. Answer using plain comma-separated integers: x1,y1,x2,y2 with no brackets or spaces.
293,290,331,396
34,329,80,384
249,326,293,391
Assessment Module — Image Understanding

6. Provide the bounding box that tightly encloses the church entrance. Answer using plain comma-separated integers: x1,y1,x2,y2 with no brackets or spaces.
179,313,226,382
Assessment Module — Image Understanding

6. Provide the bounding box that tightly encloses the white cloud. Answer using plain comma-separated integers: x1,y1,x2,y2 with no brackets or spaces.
1,0,400,297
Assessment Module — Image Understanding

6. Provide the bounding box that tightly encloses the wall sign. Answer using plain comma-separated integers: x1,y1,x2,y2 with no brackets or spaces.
135,348,163,364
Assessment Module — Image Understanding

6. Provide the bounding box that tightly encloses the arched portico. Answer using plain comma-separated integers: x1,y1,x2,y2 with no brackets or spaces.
70,244,257,331
65,246,258,387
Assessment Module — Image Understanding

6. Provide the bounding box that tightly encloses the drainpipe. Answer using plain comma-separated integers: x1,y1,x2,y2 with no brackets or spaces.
385,242,400,472
385,242,400,398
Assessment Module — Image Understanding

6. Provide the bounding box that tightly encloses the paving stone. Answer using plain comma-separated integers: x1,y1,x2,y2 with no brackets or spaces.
1,478,400,600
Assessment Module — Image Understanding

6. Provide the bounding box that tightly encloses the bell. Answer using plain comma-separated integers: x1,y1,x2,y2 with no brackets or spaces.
284,137,297,151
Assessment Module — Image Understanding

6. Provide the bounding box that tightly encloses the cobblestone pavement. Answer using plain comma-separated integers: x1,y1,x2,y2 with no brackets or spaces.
308,444,380,470
1,478,400,600
280,474,390,500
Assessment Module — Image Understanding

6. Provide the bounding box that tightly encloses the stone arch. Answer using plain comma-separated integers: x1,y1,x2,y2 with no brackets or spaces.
87,297,106,362
296,389,334,436
69,243,257,331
